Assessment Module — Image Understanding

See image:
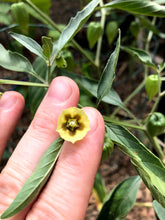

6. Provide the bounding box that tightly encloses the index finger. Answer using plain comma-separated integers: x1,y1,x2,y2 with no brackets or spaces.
0,76,79,219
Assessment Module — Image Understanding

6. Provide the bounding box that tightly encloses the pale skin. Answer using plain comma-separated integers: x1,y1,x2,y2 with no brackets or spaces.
0,76,105,220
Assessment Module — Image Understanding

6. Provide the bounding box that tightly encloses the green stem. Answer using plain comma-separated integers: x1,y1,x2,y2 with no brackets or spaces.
80,0,83,9
160,90,165,97
23,0,96,68
134,202,152,208
145,130,164,161
144,17,156,79
153,136,164,161
28,71,47,84
0,79,48,87
24,0,61,31
71,40,96,67
95,0,106,67
112,79,146,118
103,116,145,130
48,59,51,85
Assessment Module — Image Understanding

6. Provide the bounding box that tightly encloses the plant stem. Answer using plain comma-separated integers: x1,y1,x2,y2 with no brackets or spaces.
71,40,96,67
134,202,152,208
153,136,165,161
145,130,164,161
144,17,156,79
95,0,106,67
23,0,96,68
112,79,146,118
103,116,145,130
27,70,47,84
0,79,48,87
47,59,51,85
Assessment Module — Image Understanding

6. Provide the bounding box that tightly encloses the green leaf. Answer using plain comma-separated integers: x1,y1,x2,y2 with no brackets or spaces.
42,36,53,59
0,3,11,13
87,22,103,49
10,32,44,59
97,29,120,106
59,70,125,109
54,0,100,57
106,123,165,208
97,176,141,220
103,0,165,17
0,44,35,74
29,57,48,116
0,3,12,25
93,172,107,204
101,132,114,162
137,15,165,39
0,12,12,25
121,46,156,69
1,138,64,219
30,0,51,14
153,200,165,220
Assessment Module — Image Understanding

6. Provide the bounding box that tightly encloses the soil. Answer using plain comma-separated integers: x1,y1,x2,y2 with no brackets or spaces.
0,1,164,219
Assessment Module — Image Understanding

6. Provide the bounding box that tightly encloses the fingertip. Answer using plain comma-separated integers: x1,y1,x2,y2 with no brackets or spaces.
0,91,25,112
47,76,80,103
83,107,105,136
0,91,25,160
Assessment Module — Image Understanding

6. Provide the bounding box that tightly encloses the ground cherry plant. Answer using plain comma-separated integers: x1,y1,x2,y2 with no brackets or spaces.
1,0,165,219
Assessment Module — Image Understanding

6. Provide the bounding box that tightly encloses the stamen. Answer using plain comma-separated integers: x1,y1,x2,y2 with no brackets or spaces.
66,118,79,132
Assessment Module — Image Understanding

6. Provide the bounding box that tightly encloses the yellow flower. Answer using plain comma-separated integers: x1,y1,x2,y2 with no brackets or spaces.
56,107,90,143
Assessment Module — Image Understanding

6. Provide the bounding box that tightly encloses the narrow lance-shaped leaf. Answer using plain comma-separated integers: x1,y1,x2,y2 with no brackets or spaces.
103,0,165,17
10,32,44,59
97,176,141,220
59,69,126,110
136,15,165,39
53,0,100,57
121,46,156,69
1,138,64,219
97,29,120,106
106,123,165,208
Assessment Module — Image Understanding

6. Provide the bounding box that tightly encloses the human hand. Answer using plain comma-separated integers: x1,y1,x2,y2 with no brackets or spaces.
0,76,105,220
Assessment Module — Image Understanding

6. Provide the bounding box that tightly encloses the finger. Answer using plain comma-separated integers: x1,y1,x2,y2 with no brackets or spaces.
0,76,79,219
26,107,105,220
0,92,24,160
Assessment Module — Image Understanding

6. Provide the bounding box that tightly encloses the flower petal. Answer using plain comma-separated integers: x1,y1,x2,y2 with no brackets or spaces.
56,107,90,143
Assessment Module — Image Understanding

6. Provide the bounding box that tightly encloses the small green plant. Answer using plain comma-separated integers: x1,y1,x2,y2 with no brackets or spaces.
1,0,165,219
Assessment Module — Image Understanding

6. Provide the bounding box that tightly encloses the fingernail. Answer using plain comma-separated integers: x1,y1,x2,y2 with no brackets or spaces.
47,77,72,102
0,92,18,110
